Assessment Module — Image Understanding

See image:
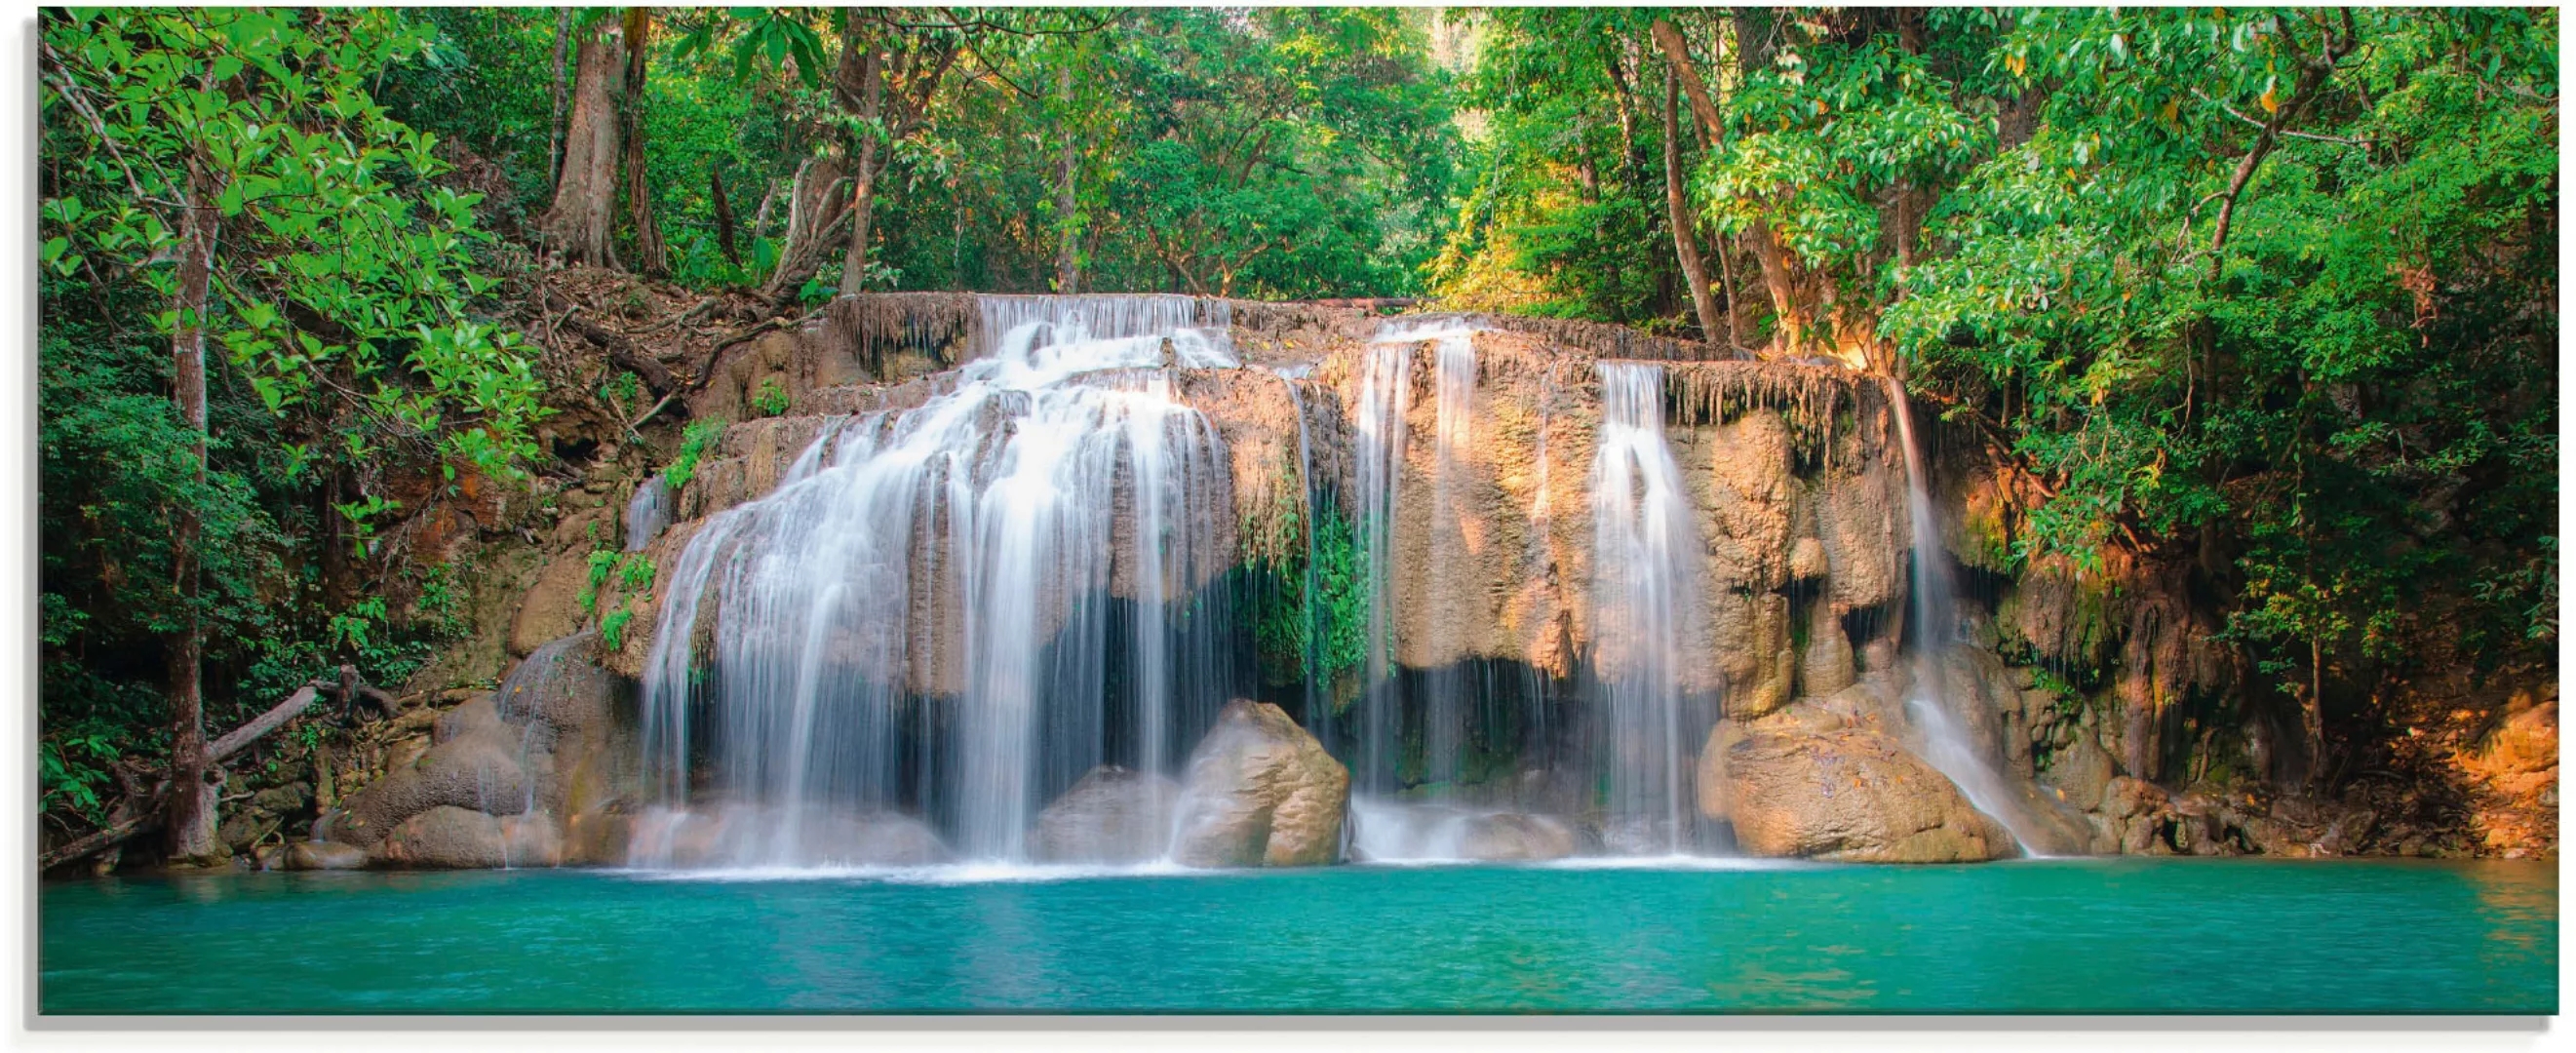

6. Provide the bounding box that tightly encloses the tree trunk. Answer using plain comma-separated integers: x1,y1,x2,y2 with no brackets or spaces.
759,155,848,302
548,8,571,188
540,18,624,268
620,8,667,277
1663,12,1812,353
710,164,738,266
1053,66,1079,294
165,165,220,864
1661,64,1721,346
835,40,886,297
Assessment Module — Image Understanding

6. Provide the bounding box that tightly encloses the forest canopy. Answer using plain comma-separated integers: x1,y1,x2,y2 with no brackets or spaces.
36,7,2556,860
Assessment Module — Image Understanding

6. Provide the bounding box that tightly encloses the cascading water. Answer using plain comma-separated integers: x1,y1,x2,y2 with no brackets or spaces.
1349,327,1415,795
1886,376,2038,856
1349,318,1486,800
634,294,1237,868
1587,363,1709,856
625,475,670,552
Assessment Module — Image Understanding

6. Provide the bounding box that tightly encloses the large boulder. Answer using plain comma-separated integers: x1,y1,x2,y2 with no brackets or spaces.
1172,700,1349,867
1028,765,1181,864
325,730,531,848
1722,723,2016,863
322,633,636,864
371,806,564,869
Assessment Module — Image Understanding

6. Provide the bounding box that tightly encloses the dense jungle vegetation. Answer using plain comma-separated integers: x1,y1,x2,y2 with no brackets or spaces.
37,7,2556,861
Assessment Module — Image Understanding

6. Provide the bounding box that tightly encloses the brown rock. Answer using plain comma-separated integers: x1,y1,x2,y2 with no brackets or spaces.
1800,613,1856,698
371,806,564,869
508,552,593,659
1725,722,2015,863
1173,700,1349,867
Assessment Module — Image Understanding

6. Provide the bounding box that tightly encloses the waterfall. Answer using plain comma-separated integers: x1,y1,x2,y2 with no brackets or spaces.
1350,329,1414,794
1588,363,1707,856
1350,318,1488,797
625,475,669,552
1886,377,2038,856
634,294,1236,868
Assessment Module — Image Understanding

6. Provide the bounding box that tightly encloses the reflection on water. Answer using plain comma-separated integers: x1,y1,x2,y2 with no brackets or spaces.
39,859,2556,1014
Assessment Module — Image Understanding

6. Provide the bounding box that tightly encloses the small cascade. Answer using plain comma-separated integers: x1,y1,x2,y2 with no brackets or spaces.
1886,377,2038,856
1349,327,1416,794
1588,363,1708,855
635,295,1238,868
624,475,670,552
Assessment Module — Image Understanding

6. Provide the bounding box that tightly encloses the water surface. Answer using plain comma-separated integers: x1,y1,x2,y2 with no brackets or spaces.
39,858,2555,1014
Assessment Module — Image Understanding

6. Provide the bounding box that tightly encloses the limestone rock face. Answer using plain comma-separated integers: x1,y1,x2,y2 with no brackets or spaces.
1173,700,1349,867
1722,723,2016,863
508,553,592,658
326,634,635,868
1027,765,1182,865
2043,727,2119,813
327,727,531,848
1800,613,1857,698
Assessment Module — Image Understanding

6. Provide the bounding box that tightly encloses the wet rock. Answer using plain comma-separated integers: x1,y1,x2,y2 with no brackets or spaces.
329,734,531,848
508,553,593,658
562,808,636,866
371,806,563,869
1454,812,1578,861
216,810,276,855
1028,765,1182,865
278,839,369,871
250,785,309,814
1799,614,1856,698
1696,722,1742,824
2042,728,2117,812
1724,722,2016,863
1788,537,1828,583
1173,700,1349,867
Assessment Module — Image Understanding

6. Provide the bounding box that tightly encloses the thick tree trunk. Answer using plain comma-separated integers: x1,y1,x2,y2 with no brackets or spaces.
165,167,220,864
1661,65,1721,346
548,8,571,188
540,19,624,268
835,41,886,297
1053,67,1079,294
620,8,667,277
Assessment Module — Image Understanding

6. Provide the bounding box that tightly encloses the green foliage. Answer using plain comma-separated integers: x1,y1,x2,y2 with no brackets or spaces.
751,376,791,418
42,9,554,496
1249,502,1374,700
664,417,727,494
1874,8,2557,695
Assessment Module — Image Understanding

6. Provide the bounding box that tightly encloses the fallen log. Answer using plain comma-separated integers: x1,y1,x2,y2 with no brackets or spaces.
209,683,321,763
